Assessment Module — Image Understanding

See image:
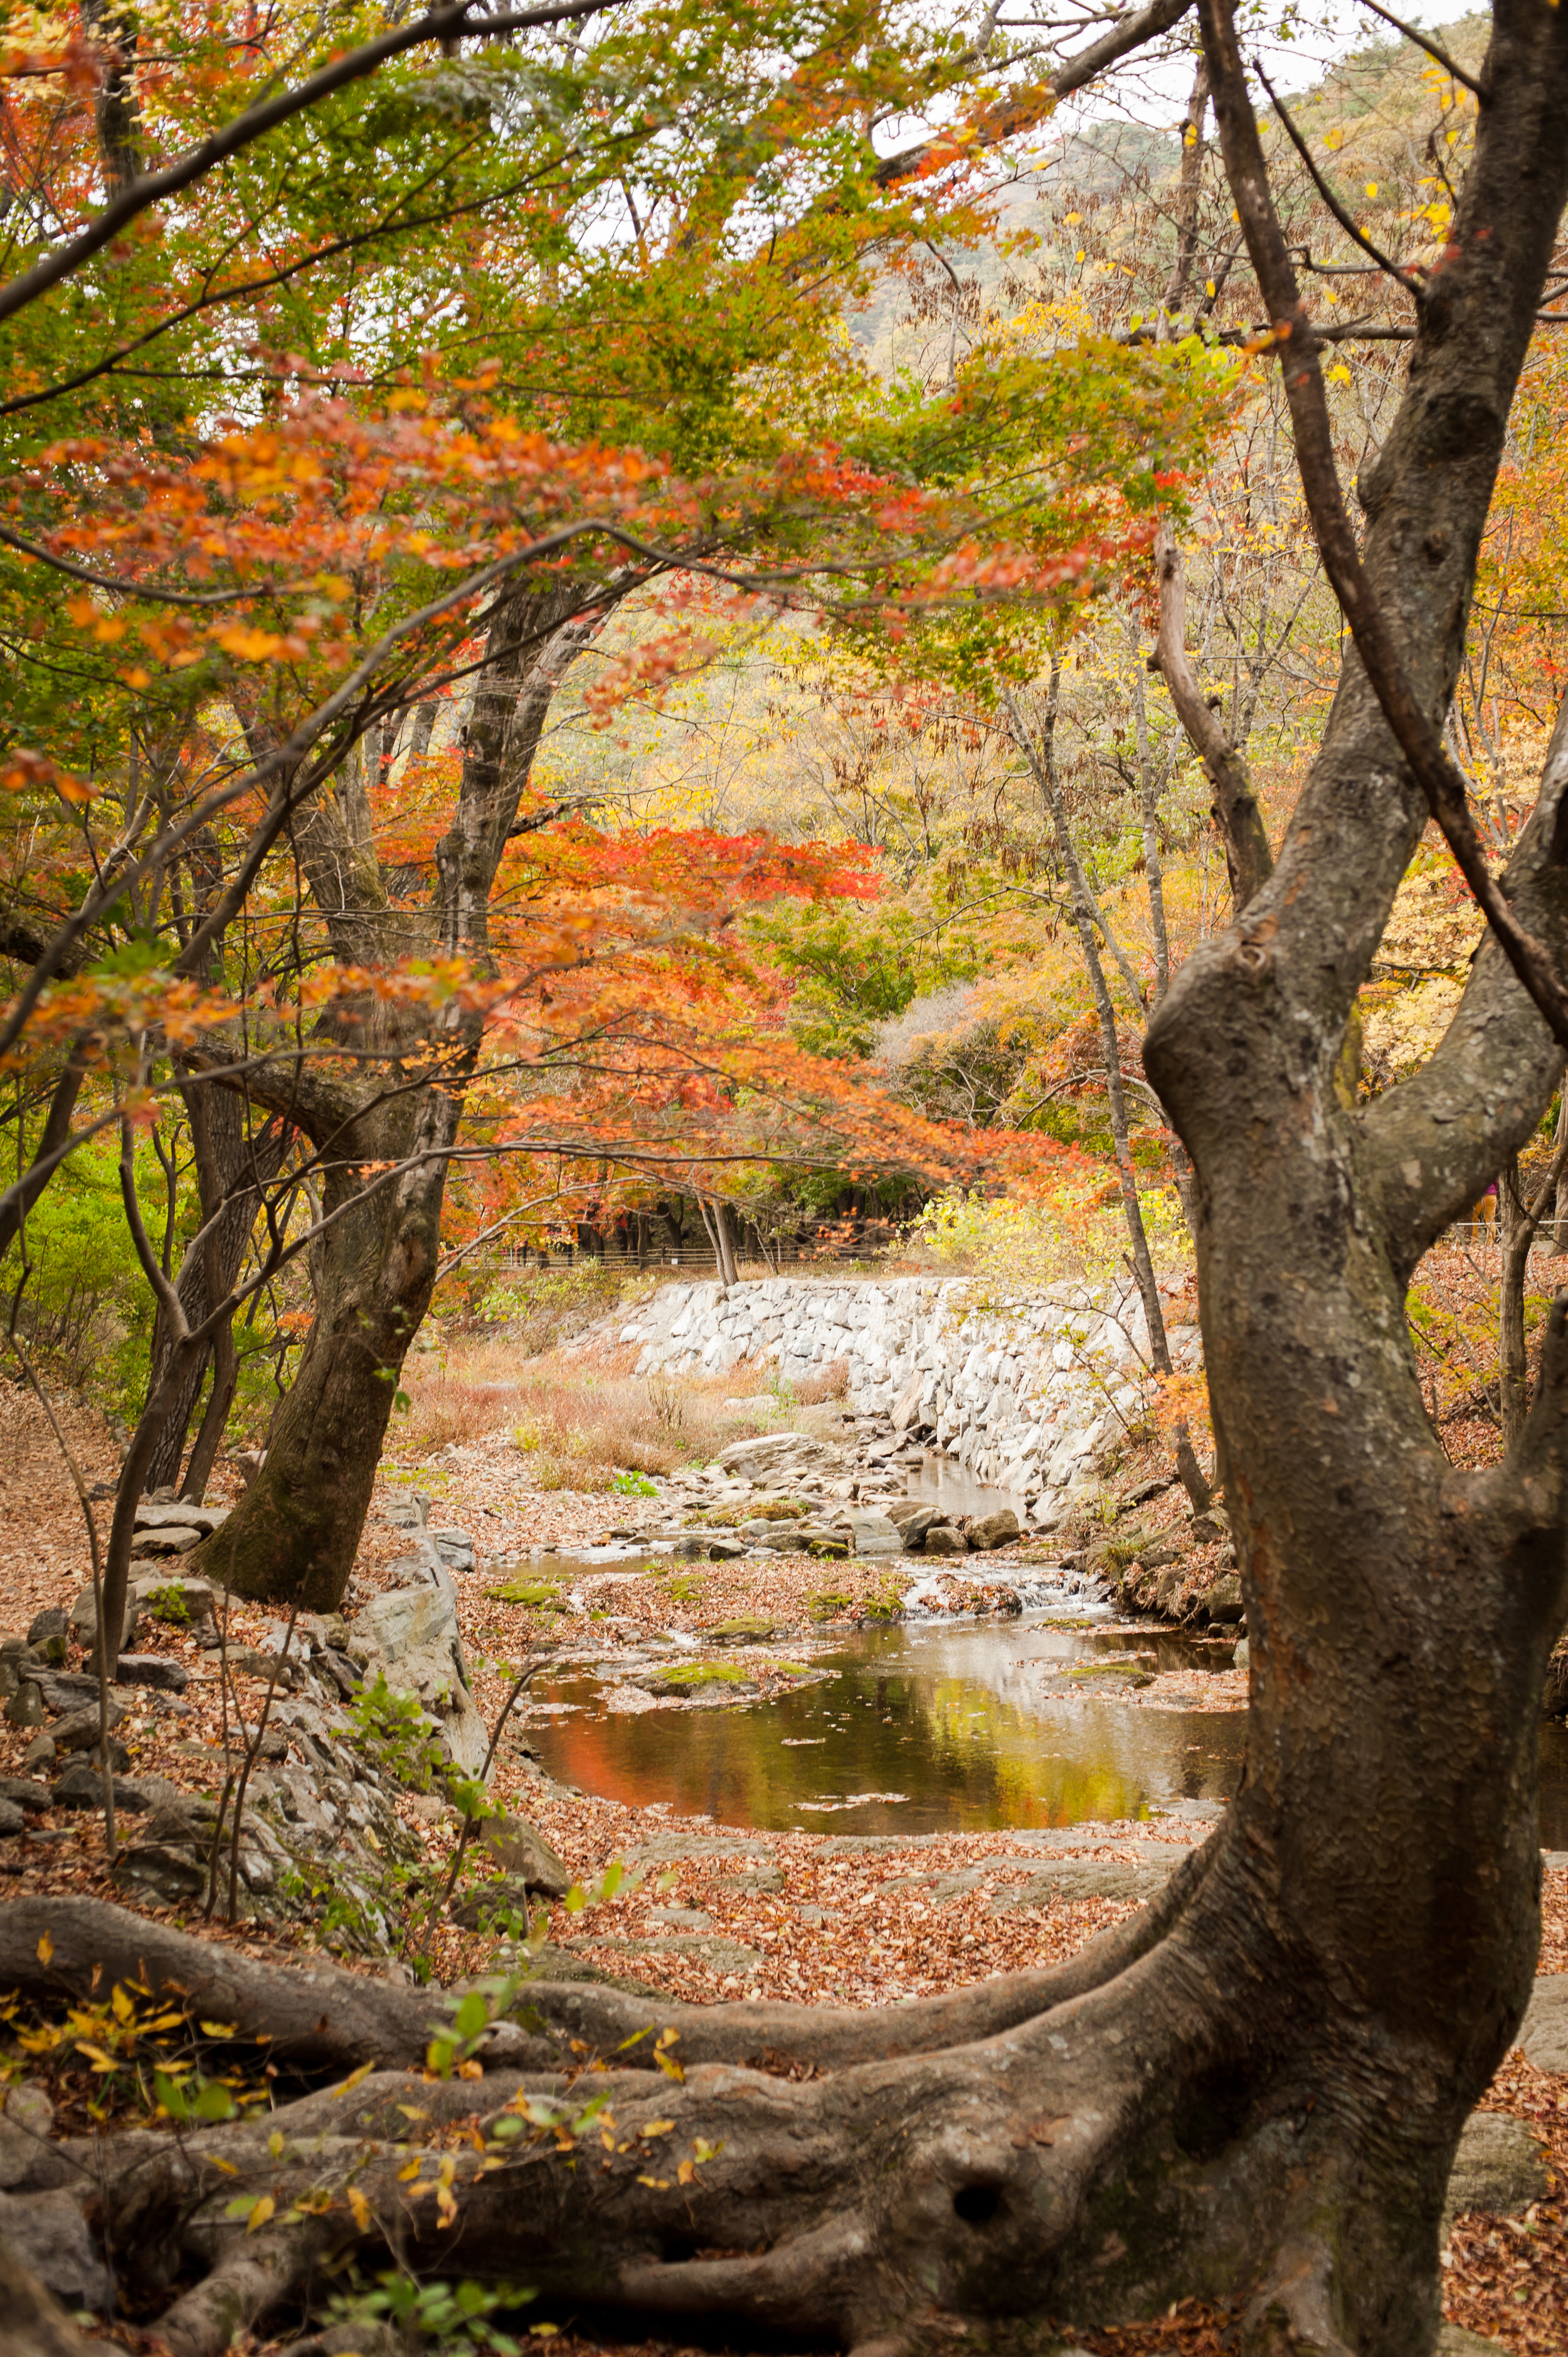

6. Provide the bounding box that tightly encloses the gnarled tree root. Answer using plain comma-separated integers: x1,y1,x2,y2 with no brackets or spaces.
0,1859,1207,2077
4,1838,1468,2357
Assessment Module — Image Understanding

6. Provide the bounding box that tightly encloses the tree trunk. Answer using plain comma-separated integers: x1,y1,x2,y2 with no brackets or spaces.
142,1097,287,1496
1498,1152,1530,1447
198,590,603,1610
206,1092,457,1611
1009,675,1211,1513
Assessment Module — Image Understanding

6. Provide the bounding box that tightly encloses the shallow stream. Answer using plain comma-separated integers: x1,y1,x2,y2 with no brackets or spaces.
526,1610,1568,1849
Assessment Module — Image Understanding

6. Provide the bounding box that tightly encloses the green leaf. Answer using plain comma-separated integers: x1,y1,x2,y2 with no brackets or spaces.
453,1992,490,2041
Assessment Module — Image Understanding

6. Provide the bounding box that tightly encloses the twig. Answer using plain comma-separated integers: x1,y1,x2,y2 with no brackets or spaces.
1256,63,1425,297
227,1604,299,1923
430,1654,548,1932
1355,0,1488,102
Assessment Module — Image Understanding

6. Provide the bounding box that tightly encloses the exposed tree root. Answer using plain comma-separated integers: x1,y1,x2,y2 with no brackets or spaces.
3,1836,1472,2357
0,1852,1209,2083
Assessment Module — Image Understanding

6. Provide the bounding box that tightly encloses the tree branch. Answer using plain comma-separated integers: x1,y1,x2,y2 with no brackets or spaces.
1254,63,1425,299
0,0,628,328
1357,0,1488,102
872,0,1194,189
1199,0,1568,1053
1150,518,1273,910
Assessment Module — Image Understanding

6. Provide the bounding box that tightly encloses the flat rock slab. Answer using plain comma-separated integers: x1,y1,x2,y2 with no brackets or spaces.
1442,2110,1550,2227
1517,1974,1568,2072
990,1856,1180,1912
618,1836,774,1865
1438,2332,1510,2356
564,1933,763,1975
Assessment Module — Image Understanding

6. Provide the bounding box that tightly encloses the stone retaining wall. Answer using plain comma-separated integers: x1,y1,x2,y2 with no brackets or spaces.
620,1275,1202,1529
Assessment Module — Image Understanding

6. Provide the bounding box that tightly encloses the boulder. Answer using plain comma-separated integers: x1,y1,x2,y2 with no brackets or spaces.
49,1764,149,1811
0,1798,22,1837
430,1527,477,1574
890,1376,927,1433
482,1812,572,1897
3,1681,48,1730
20,1733,53,1773
967,1508,1020,1551
922,1523,968,1556
0,2187,112,2310
706,1616,776,1643
132,1574,217,1632
1202,1574,1244,1624
1518,1974,1568,2072
129,1526,204,1557
0,2085,52,2189
349,1583,487,1774
718,1431,837,1484
113,1654,189,1694
24,1608,67,1656
449,1875,539,1929
51,1701,127,1753
113,1841,209,1905
844,1509,903,1557
1442,2110,1550,2227
0,1778,49,1812
68,1585,133,1649
133,1499,230,1535
225,1646,306,1689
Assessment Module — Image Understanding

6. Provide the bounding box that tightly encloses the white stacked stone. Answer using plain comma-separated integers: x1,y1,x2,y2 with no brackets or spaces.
618,1277,1200,1526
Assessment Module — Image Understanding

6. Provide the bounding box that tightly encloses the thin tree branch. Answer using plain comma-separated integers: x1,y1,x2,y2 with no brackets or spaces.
0,0,627,328
1355,0,1488,102
1150,518,1272,909
1254,62,1425,299
1199,0,1568,1053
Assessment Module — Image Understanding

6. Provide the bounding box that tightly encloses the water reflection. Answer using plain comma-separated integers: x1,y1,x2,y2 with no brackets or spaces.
528,1616,1248,1834
526,1613,1568,1847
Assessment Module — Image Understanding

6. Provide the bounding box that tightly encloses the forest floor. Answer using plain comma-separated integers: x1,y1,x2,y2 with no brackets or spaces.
0,1280,1564,2356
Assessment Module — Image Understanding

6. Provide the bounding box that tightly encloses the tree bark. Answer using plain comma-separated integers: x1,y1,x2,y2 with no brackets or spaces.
198,590,604,1610
141,1097,288,1496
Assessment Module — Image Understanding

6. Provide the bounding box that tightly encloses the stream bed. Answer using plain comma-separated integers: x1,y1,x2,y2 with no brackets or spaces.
526,1610,1568,1849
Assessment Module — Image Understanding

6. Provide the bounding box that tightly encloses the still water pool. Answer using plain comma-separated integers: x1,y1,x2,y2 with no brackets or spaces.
526,1612,1568,1848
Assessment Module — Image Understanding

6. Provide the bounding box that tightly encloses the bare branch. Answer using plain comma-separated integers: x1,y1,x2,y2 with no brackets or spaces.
1150,518,1273,909
1200,0,1568,1053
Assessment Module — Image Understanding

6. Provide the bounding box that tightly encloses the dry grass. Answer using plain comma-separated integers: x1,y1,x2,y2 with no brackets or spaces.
391,1335,783,1482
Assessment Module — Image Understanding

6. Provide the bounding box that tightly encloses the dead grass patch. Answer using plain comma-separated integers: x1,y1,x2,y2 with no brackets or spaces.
393,1335,767,1480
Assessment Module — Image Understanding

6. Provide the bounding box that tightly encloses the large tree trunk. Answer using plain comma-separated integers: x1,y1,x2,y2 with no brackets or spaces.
210,1095,457,1610
200,593,604,1609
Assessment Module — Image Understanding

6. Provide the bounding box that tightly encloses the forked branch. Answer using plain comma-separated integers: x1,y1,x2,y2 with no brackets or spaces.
1150,519,1273,910
1199,0,1568,1051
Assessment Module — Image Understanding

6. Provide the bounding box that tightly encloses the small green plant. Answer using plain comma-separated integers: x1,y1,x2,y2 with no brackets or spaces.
324,2269,537,2354
612,1468,658,1498
484,1579,566,1609
343,1672,444,1792
651,1659,750,1687
152,2068,236,2125
858,1581,905,1622
146,1582,191,1625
